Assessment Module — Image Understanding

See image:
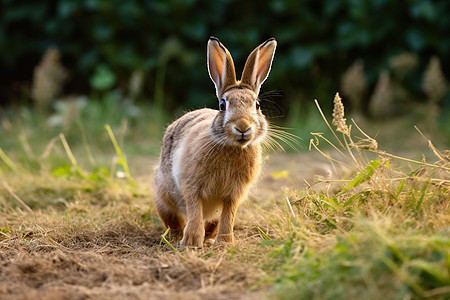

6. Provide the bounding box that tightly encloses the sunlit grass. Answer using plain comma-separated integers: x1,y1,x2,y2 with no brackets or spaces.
0,93,449,299
263,94,450,299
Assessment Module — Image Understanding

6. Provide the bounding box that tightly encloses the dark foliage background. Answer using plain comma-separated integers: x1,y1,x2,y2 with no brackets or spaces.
1,0,449,115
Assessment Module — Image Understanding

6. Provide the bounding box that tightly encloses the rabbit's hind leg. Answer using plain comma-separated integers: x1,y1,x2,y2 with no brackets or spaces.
204,220,218,245
154,192,185,240
160,208,185,240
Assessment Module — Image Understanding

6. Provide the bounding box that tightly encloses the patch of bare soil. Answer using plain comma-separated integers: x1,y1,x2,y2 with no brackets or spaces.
0,224,263,300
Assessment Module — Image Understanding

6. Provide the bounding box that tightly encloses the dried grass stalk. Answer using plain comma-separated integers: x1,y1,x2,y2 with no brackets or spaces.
423,56,447,103
332,92,349,135
31,47,68,110
369,70,394,119
341,60,367,114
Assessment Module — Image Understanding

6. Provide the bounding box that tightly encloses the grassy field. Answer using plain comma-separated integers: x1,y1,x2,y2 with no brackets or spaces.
0,95,449,299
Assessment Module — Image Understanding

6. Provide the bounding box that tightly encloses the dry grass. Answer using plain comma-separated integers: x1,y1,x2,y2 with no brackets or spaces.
1,93,449,299
0,172,266,300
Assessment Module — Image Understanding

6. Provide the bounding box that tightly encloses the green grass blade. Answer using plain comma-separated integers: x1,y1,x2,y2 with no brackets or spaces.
104,124,137,188
257,226,272,241
415,179,430,212
0,147,17,171
397,179,405,196
59,133,85,178
160,227,177,252
337,159,381,195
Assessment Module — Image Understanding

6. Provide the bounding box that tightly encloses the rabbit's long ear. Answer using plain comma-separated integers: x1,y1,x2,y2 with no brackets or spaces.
241,38,277,95
207,37,237,98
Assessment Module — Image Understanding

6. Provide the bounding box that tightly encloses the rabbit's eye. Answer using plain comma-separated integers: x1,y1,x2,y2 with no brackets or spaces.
220,99,226,111
256,100,260,110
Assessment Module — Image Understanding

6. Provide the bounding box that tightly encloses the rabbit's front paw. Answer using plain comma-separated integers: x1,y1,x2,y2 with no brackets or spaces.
180,225,205,248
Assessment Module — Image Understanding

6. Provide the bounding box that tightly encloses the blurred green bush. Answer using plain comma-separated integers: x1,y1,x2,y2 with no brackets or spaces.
0,0,449,114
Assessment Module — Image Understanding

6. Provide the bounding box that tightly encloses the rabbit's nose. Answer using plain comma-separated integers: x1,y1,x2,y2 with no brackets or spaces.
233,126,251,134
232,125,254,138
232,119,253,135
235,118,252,130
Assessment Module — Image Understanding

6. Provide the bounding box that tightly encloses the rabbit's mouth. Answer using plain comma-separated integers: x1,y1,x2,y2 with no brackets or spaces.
231,123,255,147
237,136,249,144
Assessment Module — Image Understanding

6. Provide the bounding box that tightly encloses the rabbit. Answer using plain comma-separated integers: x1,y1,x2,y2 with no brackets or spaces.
153,36,277,248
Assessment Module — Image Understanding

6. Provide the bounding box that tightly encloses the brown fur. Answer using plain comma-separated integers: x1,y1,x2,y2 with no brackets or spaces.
154,37,277,247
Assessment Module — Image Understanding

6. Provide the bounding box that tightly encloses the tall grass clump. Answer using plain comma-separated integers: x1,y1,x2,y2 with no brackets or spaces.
0,114,146,213
269,93,450,300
